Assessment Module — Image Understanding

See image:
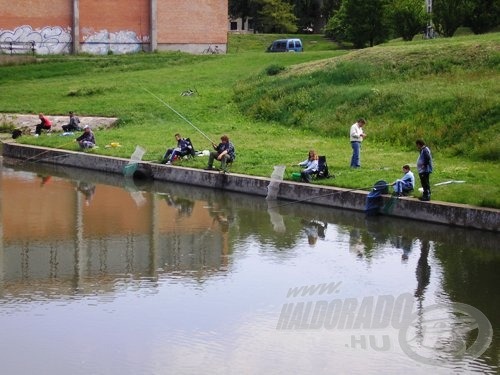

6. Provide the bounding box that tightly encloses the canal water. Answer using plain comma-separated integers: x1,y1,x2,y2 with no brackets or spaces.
0,157,498,375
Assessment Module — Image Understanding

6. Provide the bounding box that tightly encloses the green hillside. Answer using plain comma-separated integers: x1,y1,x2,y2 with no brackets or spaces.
0,33,499,208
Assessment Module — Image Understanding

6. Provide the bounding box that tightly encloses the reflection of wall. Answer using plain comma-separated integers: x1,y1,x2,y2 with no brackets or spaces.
1,169,230,298
3,232,224,281
2,175,216,241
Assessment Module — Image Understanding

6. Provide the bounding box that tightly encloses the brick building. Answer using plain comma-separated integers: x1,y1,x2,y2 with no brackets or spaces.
0,0,228,54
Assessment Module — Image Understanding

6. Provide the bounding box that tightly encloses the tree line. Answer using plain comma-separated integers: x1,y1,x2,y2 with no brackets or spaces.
229,0,499,48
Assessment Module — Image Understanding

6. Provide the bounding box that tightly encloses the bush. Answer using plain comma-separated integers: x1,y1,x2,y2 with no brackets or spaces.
265,64,286,76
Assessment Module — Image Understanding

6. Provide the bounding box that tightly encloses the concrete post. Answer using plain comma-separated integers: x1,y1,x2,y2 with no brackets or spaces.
150,0,157,52
72,0,80,54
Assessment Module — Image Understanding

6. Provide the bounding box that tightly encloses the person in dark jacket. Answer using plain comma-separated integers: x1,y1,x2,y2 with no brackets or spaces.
163,133,193,164
62,111,81,132
205,135,235,171
416,139,433,201
76,125,96,149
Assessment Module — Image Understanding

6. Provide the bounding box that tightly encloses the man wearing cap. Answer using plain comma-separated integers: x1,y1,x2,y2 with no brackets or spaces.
62,111,81,132
76,125,95,149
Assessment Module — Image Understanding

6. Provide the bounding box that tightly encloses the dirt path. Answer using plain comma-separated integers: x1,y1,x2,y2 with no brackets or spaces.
1,113,118,133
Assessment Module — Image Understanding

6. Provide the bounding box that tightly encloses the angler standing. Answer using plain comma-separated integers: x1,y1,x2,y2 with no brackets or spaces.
350,118,366,168
416,139,433,201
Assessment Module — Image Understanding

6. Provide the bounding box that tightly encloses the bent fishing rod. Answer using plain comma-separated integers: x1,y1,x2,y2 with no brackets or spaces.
142,87,216,145
269,183,391,209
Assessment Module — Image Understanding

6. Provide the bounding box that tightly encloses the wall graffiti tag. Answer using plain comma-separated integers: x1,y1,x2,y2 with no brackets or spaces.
0,25,146,55
0,25,71,54
81,29,144,54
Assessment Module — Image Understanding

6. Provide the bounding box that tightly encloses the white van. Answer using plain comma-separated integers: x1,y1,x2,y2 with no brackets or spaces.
266,38,303,53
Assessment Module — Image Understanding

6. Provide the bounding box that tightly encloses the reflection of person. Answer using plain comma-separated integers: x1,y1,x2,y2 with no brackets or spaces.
76,125,96,149
205,135,235,171
164,193,194,217
35,113,52,136
349,118,366,168
415,239,431,299
392,164,415,197
39,175,52,187
349,228,365,258
163,133,192,165
393,235,413,262
416,139,433,201
62,111,81,132
298,150,319,183
303,219,327,246
77,181,96,206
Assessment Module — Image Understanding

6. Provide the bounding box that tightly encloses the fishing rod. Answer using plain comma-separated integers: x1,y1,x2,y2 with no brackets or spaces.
23,153,71,164
268,183,391,209
142,87,216,144
17,139,77,165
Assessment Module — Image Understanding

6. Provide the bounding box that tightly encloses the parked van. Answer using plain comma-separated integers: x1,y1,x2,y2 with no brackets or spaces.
266,38,303,53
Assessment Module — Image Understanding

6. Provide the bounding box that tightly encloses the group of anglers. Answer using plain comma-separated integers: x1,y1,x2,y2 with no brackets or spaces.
162,133,236,172
26,112,96,149
24,112,433,201
294,118,433,201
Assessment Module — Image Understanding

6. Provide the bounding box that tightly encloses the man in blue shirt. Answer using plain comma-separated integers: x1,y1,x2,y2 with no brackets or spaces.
392,164,415,196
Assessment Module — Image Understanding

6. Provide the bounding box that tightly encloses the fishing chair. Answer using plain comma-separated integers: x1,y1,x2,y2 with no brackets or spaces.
313,156,333,180
181,138,196,159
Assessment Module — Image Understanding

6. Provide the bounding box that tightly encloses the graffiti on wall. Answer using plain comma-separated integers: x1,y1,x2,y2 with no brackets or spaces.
0,25,71,54
0,25,148,55
81,29,145,54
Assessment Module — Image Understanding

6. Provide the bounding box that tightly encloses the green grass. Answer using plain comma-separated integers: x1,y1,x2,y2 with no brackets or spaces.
1,33,499,208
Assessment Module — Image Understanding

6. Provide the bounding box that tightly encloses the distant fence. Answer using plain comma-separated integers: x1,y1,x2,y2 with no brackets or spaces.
0,41,36,55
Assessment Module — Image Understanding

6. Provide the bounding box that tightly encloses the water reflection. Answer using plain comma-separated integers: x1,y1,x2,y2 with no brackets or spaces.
0,158,499,374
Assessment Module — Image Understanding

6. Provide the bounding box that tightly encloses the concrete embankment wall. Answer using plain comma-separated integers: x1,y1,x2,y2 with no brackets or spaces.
3,142,499,232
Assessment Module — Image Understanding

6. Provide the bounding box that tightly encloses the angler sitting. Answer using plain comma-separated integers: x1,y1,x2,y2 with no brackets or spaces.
76,125,96,149
162,133,194,164
205,135,235,172
34,113,52,136
392,164,415,196
62,111,81,132
298,150,319,183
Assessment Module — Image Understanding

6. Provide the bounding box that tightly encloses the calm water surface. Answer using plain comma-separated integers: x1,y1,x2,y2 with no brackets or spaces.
0,159,498,375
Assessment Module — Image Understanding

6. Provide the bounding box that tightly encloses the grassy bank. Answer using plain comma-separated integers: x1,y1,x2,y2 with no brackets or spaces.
0,33,499,208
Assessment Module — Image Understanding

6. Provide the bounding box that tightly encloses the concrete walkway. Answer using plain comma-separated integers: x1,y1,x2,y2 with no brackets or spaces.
1,113,118,133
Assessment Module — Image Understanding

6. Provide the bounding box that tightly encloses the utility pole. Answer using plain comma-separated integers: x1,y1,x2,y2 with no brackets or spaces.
425,0,434,39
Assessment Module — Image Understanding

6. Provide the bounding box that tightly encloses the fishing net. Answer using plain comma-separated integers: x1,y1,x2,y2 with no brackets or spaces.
123,146,146,177
267,201,286,233
266,165,286,200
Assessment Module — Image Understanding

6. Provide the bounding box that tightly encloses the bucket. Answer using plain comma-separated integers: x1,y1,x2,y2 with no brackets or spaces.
291,172,301,181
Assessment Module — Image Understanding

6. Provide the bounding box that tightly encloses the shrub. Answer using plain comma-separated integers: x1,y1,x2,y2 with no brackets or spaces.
265,64,286,76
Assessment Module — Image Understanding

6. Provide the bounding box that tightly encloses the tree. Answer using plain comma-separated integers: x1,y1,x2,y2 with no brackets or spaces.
324,0,390,48
321,0,342,25
464,0,500,34
292,0,322,33
229,0,262,32
432,0,470,37
257,0,298,33
386,0,428,41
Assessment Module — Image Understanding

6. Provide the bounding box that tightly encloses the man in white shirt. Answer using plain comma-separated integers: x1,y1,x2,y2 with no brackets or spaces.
349,118,366,168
